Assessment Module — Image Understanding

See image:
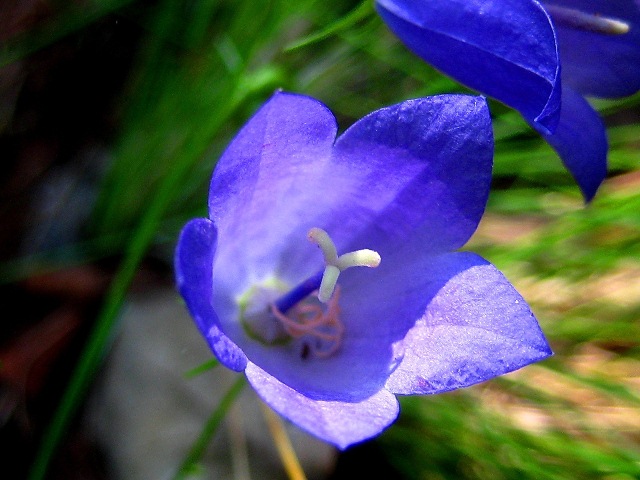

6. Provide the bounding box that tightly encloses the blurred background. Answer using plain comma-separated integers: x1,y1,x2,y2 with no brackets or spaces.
1,0,639,479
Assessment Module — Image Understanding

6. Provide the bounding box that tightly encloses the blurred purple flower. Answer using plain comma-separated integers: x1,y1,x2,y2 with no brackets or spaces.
376,0,640,201
175,91,551,449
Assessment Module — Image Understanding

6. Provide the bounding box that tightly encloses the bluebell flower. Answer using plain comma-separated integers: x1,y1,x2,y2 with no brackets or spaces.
376,0,640,201
175,92,552,449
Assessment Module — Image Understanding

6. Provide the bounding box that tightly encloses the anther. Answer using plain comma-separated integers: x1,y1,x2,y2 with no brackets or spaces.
546,6,630,35
308,227,381,302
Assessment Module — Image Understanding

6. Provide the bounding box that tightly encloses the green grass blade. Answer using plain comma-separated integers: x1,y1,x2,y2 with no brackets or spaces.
284,0,374,51
172,376,246,480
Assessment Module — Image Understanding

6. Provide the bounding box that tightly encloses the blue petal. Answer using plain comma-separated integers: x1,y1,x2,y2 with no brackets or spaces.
175,218,247,371
208,93,493,295
208,91,339,296
533,87,607,202
376,0,561,133
331,94,493,257
245,363,399,450
546,0,640,97
224,95,496,404
383,252,552,395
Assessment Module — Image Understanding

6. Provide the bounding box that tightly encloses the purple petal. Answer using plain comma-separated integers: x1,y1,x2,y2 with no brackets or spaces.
534,87,607,202
384,252,552,395
208,93,493,292
330,95,493,257
376,0,561,133
219,96,495,403
245,363,399,450
208,91,338,294
175,218,247,371
235,323,394,404
546,0,640,97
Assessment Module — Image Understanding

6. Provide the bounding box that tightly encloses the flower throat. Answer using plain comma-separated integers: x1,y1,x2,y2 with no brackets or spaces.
239,228,381,359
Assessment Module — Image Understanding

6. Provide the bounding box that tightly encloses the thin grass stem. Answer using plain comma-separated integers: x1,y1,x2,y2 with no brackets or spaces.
173,375,246,480
259,402,307,480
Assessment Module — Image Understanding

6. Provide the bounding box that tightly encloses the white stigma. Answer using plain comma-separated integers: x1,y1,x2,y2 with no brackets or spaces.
307,227,381,303
546,5,630,35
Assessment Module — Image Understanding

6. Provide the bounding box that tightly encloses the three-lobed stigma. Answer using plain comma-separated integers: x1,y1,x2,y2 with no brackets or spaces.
307,227,381,302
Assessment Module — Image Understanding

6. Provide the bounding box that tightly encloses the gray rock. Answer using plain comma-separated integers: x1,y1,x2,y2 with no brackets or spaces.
88,288,336,480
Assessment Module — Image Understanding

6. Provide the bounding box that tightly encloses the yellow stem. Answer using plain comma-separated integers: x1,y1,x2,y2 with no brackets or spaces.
259,402,307,480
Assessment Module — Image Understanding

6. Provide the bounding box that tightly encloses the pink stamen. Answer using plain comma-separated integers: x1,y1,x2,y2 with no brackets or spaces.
270,287,344,358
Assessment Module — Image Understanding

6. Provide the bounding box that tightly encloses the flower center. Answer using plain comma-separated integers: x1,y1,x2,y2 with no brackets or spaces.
546,5,630,35
238,227,381,358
